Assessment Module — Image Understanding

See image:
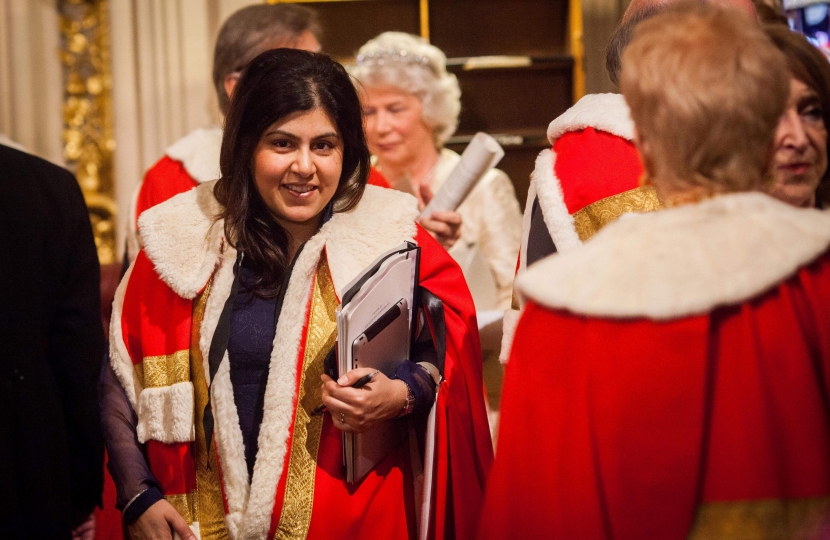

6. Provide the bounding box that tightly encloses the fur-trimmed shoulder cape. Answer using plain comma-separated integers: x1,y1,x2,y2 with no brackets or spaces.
517,192,830,319
482,193,830,540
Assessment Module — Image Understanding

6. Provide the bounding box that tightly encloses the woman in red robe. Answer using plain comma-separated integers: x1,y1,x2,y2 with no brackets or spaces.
481,6,830,539
101,48,492,540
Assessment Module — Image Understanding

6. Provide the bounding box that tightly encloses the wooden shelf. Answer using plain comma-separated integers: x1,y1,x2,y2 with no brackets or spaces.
452,62,572,138
446,130,548,147
293,0,421,59
429,0,569,58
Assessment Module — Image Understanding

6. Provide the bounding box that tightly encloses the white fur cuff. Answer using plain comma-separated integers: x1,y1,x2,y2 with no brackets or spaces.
499,309,522,364
136,382,196,443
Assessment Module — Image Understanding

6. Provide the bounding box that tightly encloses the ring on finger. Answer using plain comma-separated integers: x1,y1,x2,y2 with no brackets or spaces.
339,412,345,424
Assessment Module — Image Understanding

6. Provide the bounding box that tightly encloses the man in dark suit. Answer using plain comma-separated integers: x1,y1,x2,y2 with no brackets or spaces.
0,143,105,538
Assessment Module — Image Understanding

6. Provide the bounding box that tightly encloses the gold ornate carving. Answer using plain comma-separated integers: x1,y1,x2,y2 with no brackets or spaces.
572,185,661,242
274,257,338,539
59,0,117,264
688,496,830,539
568,0,585,100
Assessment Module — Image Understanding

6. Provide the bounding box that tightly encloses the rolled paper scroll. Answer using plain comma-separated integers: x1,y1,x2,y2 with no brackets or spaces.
420,132,505,218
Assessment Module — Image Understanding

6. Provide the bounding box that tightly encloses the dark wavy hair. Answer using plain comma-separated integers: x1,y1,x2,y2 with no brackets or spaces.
214,48,370,297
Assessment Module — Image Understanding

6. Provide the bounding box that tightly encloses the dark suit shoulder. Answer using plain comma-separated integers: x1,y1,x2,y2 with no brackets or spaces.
0,144,87,221
0,143,78,188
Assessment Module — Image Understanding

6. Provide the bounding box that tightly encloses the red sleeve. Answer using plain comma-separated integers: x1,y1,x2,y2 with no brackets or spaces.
415,226,494,540
135,157,199,226
121,251,193,364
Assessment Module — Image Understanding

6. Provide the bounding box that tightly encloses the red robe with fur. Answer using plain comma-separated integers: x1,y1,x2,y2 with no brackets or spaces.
483,193,830,539
111,183,492,540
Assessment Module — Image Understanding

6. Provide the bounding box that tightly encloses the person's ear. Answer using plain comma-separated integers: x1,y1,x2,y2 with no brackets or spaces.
633,127,655,176
224,72,241,103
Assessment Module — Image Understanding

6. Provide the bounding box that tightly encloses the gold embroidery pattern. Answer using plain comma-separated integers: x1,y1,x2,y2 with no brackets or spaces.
191,281,229,539
166,492,198,524
572,185,661,242
59,0,117,264
274,258,338,540
140,350,190,388
688,497,830,540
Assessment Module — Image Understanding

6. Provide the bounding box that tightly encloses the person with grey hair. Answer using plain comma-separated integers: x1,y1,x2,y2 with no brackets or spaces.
124,3,321,262
352,31,523,314
499,0,757,363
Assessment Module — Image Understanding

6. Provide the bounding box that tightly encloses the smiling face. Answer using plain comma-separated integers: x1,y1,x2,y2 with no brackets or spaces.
362,85,435,169
769,77,828,208
252,107,343,240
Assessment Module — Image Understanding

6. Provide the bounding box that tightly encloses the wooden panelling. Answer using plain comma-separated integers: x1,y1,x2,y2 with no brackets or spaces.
295,0,420,59
450,60,573,136
430,0,568,58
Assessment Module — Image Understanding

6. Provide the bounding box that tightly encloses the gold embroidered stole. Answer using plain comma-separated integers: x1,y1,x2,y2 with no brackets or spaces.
177,280,228,539
688,497,830,539
273,257,338,539
572,185,661,241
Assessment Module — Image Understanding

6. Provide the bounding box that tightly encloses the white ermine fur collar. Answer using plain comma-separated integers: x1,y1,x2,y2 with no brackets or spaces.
119,182,419,539
165,127,223,183
546,93,634,144
138,182,420,300
517,192,830,319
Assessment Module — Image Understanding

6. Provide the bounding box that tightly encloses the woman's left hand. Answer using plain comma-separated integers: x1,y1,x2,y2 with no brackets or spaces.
320,368,407,433
416,182,462,249
419,210,462,249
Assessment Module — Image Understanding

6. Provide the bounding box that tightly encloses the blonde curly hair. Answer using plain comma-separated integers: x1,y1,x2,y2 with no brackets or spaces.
622,3,789,193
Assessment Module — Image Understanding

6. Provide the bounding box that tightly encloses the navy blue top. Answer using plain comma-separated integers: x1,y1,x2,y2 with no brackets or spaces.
227,255,278,479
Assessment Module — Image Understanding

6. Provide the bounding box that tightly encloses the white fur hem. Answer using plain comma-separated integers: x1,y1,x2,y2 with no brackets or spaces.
518,192,830,319
136,382,196,443
211,358,249,537
546,93,634,144
109,259,140,406
138,180,225,299
532,149,582,254
499,309,522,364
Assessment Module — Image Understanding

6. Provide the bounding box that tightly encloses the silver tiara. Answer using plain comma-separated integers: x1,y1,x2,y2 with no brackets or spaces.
355,48,436,74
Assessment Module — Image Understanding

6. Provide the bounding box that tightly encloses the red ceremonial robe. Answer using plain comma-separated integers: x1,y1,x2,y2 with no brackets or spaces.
110,182,492,540
502,93,654,362
481,193,830,539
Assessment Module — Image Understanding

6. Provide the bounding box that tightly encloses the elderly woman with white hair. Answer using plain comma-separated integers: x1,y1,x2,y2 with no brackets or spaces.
352,32,523,314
